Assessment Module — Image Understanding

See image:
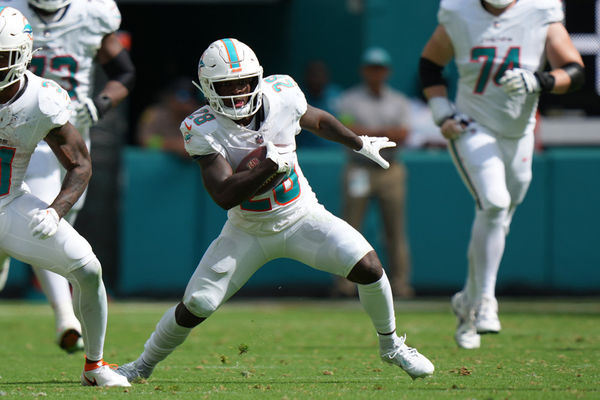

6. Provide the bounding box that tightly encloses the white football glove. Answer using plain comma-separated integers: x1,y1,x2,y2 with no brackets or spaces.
29,208,60,240
354,136,396,169
265,141,293,174
499,68,540,97
73,97,99,128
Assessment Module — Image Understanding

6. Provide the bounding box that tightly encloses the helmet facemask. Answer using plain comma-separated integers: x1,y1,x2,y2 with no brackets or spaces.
484,0,513,8
27,0,72,12
198,38,263,120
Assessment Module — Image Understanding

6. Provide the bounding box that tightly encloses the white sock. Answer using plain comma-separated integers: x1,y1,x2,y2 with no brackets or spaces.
32,266,81,335
357,271,396,335
66,258,106,361
139,305,192,368
469,208,507,303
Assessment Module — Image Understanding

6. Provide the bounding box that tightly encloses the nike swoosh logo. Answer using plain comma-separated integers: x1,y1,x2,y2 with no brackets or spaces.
184,122,192,130
83,375,97,386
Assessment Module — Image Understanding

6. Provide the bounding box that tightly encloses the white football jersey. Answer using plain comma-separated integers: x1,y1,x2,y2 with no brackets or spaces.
439,0,563,137
0,71,71,207
2,0,120,108
182,74,319,234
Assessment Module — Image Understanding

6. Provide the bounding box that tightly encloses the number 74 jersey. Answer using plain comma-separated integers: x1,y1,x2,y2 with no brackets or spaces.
439,0,563,137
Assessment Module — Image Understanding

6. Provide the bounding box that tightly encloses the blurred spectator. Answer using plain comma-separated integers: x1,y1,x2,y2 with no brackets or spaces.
136,78,201,158
297,60,342,148
334,47,414,298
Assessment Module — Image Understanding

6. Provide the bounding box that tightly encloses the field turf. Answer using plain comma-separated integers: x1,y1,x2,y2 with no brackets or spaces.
0,298,598,399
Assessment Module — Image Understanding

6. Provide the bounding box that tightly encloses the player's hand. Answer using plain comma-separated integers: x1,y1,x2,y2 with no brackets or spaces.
29,208,60,239
499,68,540,97
265,141,293,174
73,97,99,128
440,113,470,140
354,135,396,169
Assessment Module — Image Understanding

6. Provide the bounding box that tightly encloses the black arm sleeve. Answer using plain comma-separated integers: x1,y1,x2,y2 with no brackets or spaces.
101,49,136,92
419,57,447,89
561,62,585,93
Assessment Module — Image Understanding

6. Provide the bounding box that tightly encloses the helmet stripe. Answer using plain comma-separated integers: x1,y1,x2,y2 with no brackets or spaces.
221,38,242,73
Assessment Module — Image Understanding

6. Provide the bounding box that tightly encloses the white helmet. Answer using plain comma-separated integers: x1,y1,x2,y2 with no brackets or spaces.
0,7,33,90
484,0,513,8
198,38,263,119
28,0,72,12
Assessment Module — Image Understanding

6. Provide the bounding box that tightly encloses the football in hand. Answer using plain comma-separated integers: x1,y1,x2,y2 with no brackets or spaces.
236,146,287,194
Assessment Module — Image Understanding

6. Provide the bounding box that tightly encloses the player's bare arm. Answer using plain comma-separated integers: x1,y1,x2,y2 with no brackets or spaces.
44,123,92,218
545,22,585,94
300,105,395,169
196,152,280,210
299,105,363,150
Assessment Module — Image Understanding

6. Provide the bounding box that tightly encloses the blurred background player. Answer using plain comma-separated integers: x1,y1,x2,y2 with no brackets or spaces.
0,7,129,387
296,60,342,148
117,38,433,383
335,47,414,298
0,0,135,353
136,77,200,158
419,0,584,349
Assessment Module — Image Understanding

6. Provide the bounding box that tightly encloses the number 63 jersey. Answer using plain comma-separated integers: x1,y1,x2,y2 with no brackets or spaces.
439,0,563,137
181,74,320,234
5,0,121,104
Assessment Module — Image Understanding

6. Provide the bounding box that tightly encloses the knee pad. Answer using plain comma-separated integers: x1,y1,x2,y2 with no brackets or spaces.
480,188,511,211
183,291,220,319
69,257,102,287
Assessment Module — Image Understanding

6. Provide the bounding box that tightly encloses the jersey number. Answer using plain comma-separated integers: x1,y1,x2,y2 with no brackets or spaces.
471,46,520,94
30,55,78,99
241,169,301,212
0,147,16,196
264,75,295,92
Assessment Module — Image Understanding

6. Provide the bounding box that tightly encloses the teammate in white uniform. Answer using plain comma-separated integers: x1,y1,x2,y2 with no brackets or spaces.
419,0,584,349
0,0,135,353
116,38,434,382
0,7,129,387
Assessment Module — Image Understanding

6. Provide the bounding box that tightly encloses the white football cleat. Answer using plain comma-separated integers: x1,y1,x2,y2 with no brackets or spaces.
0,258,9,292
475,296,501,334
380,334,434,380
116,359,154,382
451,291,481,349
81,359,131,387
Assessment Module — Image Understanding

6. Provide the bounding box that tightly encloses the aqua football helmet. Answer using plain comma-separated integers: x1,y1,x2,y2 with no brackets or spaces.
198,38,263,119
28,0,72,12
0,7,33,90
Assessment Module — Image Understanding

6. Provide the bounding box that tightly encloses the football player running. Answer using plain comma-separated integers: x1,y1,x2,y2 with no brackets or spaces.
419,0,584,349
0,7,129,387
117,38,434,382
0,0,135,353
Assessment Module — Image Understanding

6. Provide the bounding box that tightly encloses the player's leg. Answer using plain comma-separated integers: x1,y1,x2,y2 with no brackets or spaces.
118,221,266,382
374,163,414,297
1,194,129,387
24,145,83,350
334,165,371,296
286,207,433,379
449,126,514,341
32,266,83,352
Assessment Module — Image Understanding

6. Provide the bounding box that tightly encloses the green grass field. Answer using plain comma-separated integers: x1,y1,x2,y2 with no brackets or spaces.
0,298,598,399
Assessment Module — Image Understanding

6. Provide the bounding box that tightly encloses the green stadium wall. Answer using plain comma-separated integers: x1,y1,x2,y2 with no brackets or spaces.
117,147,600,297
